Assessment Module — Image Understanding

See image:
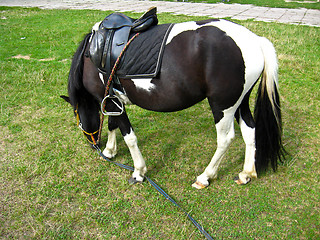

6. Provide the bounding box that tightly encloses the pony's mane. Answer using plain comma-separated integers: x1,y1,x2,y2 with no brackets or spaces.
68,33,92,108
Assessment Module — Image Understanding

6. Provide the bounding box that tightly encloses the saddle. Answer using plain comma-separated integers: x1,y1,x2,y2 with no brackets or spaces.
88,7,158,76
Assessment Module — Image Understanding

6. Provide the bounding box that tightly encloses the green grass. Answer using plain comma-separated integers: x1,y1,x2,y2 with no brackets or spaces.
1,6,319,239
159,0,320,10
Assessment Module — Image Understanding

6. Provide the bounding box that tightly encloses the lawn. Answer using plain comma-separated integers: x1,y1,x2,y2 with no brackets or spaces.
0,6,319,239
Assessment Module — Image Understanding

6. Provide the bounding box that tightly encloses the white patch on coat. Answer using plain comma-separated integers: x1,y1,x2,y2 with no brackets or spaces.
92,21,101,31
89,21,102,43
166,21,199,45
131,78,155,92
99,73,105,85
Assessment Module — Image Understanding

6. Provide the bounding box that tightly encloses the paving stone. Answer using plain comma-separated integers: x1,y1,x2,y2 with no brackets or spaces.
0,0,319,27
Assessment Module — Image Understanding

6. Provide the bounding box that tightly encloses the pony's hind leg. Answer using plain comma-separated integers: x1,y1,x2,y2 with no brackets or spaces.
236,116,257,184
235,98,257,184
192,110,235,189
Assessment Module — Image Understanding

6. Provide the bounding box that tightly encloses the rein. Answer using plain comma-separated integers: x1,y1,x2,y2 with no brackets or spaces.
75,33,140,146
77,32,214,239
93,144,214,240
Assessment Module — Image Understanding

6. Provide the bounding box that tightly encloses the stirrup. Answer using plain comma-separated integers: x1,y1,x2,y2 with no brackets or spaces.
101,95,124,116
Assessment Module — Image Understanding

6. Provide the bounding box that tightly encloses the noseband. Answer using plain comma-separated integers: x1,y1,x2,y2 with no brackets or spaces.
75,107,99,146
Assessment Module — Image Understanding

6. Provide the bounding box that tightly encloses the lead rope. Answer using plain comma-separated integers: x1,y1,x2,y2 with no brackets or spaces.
93,32,213,239
97,33,140,145
93,145,214,240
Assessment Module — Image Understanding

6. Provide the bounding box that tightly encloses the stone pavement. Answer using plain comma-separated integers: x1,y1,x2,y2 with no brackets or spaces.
0,0,319,27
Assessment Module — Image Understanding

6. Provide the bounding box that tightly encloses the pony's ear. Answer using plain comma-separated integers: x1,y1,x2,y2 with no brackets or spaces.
60,95,71,104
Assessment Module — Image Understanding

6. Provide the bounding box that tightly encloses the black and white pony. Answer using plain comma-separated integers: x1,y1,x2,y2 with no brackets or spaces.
62,18,284,189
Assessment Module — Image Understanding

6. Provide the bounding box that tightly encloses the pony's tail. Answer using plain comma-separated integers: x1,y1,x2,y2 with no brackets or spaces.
254,37,285,173
68,33,92,107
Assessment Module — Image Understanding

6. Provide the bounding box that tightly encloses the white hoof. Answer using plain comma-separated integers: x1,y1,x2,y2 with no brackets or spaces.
234,176,251,185
128,176,144,185
132,167,146,183
235,171,256,185
192,174,211,189
102,148,117,159
131,173,144,183
192,181,208,189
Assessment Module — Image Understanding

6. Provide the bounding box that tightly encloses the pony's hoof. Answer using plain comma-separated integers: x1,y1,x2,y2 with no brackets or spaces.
192,181,208,189
102,149,117,159
128,177,143,185
234,176,251,185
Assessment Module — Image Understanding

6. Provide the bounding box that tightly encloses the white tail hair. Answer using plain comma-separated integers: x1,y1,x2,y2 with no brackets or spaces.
259,37,280,122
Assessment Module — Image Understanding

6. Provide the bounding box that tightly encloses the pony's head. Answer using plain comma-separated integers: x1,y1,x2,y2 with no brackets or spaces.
60,32,101,147
61,94,101,147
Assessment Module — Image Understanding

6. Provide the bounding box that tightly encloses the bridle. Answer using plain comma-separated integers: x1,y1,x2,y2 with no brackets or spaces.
75,107,99,146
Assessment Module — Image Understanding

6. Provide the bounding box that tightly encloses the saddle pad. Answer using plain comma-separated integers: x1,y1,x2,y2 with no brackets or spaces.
116,23,173,79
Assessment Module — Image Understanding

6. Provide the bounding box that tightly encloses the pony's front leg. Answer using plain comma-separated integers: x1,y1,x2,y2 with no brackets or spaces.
124,128,147,183
104,113,147,182
102,130,117,158
102,116,119,158
111,112,146,183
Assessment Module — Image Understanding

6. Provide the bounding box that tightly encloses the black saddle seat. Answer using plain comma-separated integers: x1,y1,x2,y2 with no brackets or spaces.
88,7,158,76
